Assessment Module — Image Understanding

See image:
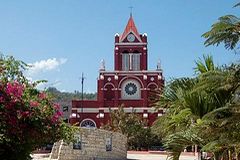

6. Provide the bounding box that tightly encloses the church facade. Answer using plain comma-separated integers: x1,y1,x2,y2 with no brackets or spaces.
70,15,164,128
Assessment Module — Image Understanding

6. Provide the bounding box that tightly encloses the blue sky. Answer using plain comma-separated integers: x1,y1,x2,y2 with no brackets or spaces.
0,0,239,92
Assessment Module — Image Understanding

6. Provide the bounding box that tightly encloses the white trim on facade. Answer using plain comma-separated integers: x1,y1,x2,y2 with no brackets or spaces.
99,70,162,74
103,82,115,89
72,107,161,113
147,82,158,89
118,75,144,89
119,30,143,43
115,42,147,45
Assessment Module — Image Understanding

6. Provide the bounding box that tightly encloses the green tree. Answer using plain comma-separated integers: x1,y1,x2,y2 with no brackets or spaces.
0,55,75,160
154,2,240,158
202,4,240,51
102,105,161,150
153,56,240,160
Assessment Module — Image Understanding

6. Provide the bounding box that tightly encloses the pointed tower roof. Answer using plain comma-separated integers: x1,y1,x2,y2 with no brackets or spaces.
120,15,141,42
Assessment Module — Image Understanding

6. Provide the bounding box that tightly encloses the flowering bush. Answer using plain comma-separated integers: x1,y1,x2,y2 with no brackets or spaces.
0,56,74,160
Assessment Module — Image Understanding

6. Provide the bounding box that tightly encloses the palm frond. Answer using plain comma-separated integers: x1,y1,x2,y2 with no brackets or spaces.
194,55,215,74
156,78,196,111
202,15,240,50
233,2,240,8
164,130,204,160
202,141,225,152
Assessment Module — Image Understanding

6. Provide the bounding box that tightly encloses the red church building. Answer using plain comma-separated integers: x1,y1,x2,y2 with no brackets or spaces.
70,15,164,128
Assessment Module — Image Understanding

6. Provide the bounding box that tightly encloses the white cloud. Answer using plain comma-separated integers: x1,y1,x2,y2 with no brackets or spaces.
28,58,67,75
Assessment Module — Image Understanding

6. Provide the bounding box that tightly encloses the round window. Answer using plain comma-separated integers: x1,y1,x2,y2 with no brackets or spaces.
125,82,137,95
121,79,141,99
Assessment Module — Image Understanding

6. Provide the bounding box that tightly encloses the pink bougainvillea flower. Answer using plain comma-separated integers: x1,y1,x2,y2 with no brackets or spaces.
0,96,4,102
56,110,63,116
53,103,60,110
21,111,30,118
51,110,63,123
51,114,58,123
39,92,46,100
30,101,39,107
0,56,74,158
6,81,24,99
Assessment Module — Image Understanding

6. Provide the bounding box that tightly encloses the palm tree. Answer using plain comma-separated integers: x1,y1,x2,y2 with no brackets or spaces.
156,3,240,159
153,56,240,160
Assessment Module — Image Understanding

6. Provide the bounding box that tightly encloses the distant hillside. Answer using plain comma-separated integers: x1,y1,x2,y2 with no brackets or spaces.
46,87,97,107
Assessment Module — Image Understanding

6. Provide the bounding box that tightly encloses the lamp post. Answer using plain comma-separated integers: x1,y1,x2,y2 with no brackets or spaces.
80,72,85,124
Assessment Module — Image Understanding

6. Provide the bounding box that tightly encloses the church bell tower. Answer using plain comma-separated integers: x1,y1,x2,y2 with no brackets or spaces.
114,15,148,71
71,15,164,128
97,15,164,124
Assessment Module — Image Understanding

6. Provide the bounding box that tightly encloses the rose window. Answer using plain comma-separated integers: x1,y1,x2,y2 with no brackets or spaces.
125,83,137,95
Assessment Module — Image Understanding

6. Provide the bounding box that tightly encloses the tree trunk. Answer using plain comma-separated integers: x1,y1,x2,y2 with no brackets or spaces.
236,151,240,160
228,150,232,160
214,152,221,160
235,148,240,160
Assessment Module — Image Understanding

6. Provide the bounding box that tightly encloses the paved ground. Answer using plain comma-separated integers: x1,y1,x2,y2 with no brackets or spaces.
127,152,198,160
32,152,199,160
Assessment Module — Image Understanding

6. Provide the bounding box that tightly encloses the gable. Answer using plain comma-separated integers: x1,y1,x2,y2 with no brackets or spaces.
120,32,142,43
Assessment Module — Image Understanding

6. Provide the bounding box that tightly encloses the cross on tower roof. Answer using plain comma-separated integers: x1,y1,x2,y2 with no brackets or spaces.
129,6,133,17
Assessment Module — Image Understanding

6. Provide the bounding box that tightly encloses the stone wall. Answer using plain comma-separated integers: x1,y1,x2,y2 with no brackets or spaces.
50,128,127,160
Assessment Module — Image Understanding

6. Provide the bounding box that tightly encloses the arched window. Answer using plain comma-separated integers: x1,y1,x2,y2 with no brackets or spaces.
80,119,96,128
122,50,140,71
